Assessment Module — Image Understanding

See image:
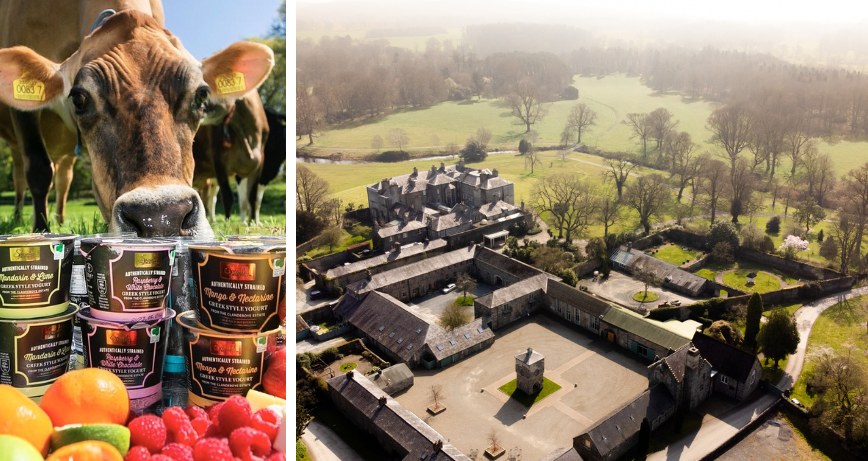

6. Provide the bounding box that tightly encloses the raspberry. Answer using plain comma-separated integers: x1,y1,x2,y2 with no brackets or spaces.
125,446,151,461
185,406,208,421
265,452,285,461
218,396,251,434
250,409,280,443
204,414,223,438
128,415,167,454
190,417,212,438
169,421,199,447
162,443,195,461
150,456,176,461
206,402,225,420
162,407,190,432
228,428,271,461
193,438,234,461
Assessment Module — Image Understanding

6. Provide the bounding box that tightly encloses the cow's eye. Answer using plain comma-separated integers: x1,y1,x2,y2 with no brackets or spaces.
69,89,88,113
194,86,210,110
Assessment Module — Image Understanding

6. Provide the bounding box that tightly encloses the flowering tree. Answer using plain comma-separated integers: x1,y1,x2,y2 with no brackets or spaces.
778,235,809,260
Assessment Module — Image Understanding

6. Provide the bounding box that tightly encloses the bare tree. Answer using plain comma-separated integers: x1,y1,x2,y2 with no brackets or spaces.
633,265,662,298
798,144,837,207
832,213,860,274
296,165,330,214
840,162,868,254
649,108,678,151
707,102,754,170
445,142,459,157
751,95,787,179
602,154,636,200
429,385,444,409
456,273,476,299
728,157,756,223
669,135,706,201
784,109,811,176
699,159,727,223
625,174,671,233
388,128,410,151
487,428,502,454
371,135,383,151
531,172,581,239
561,180,599,242
623,113,652,158
596,189,622,238
439,301,471,330
524,146,543,174
807,351,867,442
566,103,597,143
506,80,549,133
296,75,324,145
476,127,492,147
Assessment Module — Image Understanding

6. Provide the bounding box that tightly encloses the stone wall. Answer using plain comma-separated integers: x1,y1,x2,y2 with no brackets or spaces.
300,303,337,326
445,213,525,250
631,233,665,251
682,253,712,273
305,251,352,275
573,259,602,278
477,294,542,330
737,248,841,280
296,235,321,257
723,276,855,310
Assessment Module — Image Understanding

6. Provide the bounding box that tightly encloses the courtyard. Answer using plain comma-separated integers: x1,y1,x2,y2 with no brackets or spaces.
393,315,650,461
405,283,497,324
584,270,704,310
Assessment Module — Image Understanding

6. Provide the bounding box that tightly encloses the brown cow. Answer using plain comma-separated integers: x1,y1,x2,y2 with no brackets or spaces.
193,91,269,223
0,2,274,237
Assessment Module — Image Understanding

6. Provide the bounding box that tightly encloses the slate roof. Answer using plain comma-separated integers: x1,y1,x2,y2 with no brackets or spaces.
333,293,364,320
356,246,478,293
475,274,548,308
546,279,614,318
377,220,427,239
372,165,461,192
327,371,471,460
515,348,544,365
430,206,476,232
691,331,761,383
295,315,309,333
477,200,518,218
539,447,582,461
611,246,708,296
661,343,691,382
475,246,560,281
458,171,512,190
367,363,414,395
601,307,692,352
424,317,494,362
325,239,447,279
582,383,675,457
347,292,431,362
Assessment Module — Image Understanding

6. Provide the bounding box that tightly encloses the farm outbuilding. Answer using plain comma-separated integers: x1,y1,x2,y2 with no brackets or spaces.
609,246,708,297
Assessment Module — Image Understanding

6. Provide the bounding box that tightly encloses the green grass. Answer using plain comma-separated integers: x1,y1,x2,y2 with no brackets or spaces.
722,270,782,293
705,258,800,284
315,321,335,333
296,439,311,461
304,222,372,258
760,355,789,383
339,362,357,372
498,377,562,407
790,294,868,407
694,268,716,281
633,291,659,303
762,301,803,318
651,245,703,266
455,296,475,306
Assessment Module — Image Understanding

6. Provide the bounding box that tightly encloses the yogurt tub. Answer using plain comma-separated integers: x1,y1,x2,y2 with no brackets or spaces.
177,311,279,407
80,238,175,322
0,303,78,399
0,233,76,319
188,241,286,333
79,307,174,399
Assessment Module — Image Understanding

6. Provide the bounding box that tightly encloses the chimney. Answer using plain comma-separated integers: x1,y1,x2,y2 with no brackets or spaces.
686,347,700,369
412,166,418,176
521,201,525,211
380,178,389,190
393,242,401,253
480,172,489,183
440,161,445,171
433,440,444,451
378,396,387,406
414,195,423,211
366,269,373,280
459,159,465,171
347,370,354,378
492,168,498,177
431,164,436,175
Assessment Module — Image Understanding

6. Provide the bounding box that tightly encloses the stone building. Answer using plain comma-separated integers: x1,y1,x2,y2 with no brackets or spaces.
474,274,548,329
609,245,708,297
545,280,614,335
474,246,553,287
599,307,693,361
515,347,545,394
648,343,714,412
690,331,762,401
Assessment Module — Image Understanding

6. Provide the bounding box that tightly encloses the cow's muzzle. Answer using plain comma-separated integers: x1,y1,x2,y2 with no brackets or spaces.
111,185,214,238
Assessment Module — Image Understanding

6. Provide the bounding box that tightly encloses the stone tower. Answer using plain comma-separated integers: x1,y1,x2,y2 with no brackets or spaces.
515,347,545,394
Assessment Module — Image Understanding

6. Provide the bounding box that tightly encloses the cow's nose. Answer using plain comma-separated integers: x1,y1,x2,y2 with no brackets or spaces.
114,191,202,237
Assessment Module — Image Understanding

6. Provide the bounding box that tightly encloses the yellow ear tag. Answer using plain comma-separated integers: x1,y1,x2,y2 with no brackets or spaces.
215,71,246,95
12,77,45,101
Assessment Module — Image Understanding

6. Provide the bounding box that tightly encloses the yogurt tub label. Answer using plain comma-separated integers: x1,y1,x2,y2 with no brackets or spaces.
195,253,283,332
0,244,63,307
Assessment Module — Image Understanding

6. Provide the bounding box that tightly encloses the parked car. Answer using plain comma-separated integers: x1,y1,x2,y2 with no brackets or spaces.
670,299,681,306
310,290,324,300
442,283,457,294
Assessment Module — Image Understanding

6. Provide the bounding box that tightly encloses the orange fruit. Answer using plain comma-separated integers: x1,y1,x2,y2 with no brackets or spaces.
40,369,130,427
46,440,124,461
0,385,53,456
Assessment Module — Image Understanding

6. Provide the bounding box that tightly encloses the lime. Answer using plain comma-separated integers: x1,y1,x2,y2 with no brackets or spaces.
50,424,129,456
0,434,44,461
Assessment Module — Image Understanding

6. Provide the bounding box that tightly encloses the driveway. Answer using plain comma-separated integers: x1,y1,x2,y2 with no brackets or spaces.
296,335,356,355
297,280,335,315
404,284,497,324
583,271,703,312
300,419,364,461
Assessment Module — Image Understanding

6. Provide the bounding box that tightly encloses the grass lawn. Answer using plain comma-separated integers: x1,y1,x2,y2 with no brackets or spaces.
705,259,800,285
296,439,311,461
455,296,475,306
633,291,659,303
315,321,335,333
304,221,372,258
722,270,781,293
498,377,562,407
339,362,357,372
694,268,716,281
760,355,789,384
790,294,868,407
651,245,703,266
763,301,803,318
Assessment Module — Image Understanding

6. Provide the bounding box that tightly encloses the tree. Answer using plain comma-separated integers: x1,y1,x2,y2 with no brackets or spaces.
524,145,543,174
255,1,286,112
699,159,728,223
429,385,444,409
712,242,734,262
633,264,662,297
795,197,826,233
603,154,636,200
531,245,568,273
728,156,757,223
532,173,597,241
296,210,325,245
832,213,860,274
625,175,671,233
476,128,492,148
649,108,678,151
766,216,781,234
445,142,459,157
840,162,868,255
807,352,868,443
707,220,739,251
744,293,763,349
297,395,311,439
741,222,765,250
707,102,753,170
439,301,471,330
760,235,776,253
296,165,329,214
296,75,323,145
456,273,476,299
460,139,487,162
566,103,597,143
370,135,383,151
668,136,705,202
388,128,410,151
471,71,485,99
624,113,652,158
486,428,502,454
757,307,800,368
506,80,549,133
798,145,836,207
672,202,693,226
706,320,744,347
596,190,622,238
820,236,840,261
818,229,825,243
518,139,531,155
320,227,343,252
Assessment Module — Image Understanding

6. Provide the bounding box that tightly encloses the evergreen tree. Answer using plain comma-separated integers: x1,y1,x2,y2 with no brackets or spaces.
757,307,800,368
744,293,763,349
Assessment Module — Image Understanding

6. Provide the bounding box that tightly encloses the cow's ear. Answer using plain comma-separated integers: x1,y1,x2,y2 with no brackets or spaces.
202,42,274,100
0,46,64,111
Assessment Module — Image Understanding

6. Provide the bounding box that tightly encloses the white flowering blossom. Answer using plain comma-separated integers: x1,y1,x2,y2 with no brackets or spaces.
778,235,809,252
